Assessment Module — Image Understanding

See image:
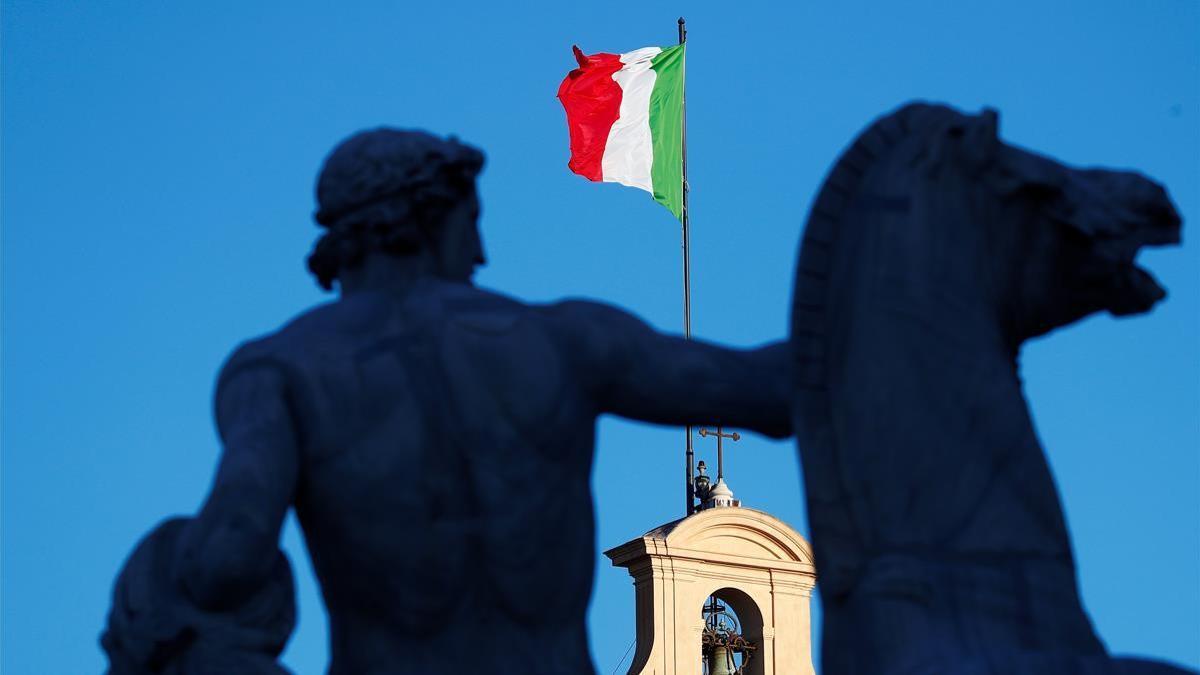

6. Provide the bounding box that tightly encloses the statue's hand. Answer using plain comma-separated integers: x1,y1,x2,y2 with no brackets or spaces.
101,517,295,675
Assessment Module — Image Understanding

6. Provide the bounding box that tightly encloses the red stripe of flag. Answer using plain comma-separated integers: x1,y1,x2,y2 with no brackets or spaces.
557,46,623,182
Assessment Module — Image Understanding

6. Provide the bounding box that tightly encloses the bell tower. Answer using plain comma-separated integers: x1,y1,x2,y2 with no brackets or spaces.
604,430,817,675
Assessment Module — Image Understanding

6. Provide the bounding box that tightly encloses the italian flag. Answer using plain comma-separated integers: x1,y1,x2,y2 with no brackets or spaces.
557,44,686,219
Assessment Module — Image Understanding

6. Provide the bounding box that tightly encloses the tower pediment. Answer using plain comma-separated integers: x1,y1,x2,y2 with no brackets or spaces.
607,507,814,571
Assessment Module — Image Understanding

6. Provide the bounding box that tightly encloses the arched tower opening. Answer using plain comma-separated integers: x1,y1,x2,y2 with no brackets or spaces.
701,587,765,675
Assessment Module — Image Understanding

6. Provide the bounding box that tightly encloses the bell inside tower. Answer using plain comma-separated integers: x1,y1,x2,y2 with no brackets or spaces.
701,590,760,675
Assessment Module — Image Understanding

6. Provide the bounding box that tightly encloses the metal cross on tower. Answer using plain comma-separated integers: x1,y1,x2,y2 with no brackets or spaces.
697,427,739,482
694,427,741,510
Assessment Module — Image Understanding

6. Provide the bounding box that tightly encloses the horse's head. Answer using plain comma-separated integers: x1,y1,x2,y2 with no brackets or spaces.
933,109,1181,342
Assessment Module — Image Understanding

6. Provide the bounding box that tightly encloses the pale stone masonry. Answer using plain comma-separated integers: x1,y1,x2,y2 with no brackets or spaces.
605,507,817,675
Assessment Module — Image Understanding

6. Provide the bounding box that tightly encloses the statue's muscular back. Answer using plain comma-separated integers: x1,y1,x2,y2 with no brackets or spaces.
225,279,598,673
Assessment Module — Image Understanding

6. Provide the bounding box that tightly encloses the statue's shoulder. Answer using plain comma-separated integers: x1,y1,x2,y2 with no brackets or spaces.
441,288,635,346
213,297,364,382
212,285,609,384
220,284,537,363
436,281,531,333
436,280,517,304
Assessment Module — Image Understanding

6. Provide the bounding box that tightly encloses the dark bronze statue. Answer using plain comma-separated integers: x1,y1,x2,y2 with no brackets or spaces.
790,103,1191,674
102,129,791,674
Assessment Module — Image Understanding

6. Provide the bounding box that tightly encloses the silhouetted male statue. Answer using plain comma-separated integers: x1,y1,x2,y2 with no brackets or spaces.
102,129,791,674
790,102,1191,674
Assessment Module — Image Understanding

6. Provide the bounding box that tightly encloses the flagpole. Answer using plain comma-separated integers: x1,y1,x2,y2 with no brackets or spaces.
678,16,695,517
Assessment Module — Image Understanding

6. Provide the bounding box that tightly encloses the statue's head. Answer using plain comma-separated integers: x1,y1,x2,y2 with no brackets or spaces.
307,128,486,290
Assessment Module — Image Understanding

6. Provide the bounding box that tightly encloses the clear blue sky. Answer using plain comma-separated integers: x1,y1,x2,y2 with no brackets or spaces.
3,1,1197,672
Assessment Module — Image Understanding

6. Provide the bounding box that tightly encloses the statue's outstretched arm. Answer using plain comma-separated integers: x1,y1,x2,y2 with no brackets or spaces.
547,300,792,439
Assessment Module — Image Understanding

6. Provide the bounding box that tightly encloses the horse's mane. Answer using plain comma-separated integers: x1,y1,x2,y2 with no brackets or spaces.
790,102,1046,597
797,104,915,386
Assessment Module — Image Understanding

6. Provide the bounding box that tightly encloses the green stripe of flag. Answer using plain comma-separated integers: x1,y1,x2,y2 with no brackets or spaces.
649,44,685,220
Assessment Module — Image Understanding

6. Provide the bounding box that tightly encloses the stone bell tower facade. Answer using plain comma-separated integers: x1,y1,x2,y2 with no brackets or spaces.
604,505,817,675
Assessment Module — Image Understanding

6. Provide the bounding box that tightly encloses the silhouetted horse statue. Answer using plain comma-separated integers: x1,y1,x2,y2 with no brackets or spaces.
790,102,1190,674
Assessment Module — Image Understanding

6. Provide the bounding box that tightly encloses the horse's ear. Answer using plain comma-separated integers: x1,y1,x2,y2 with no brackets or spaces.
960,108,1000,172
928,107,1001,177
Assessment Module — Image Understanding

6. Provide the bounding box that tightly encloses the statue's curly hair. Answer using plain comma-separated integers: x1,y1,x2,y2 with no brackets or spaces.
306,128,485,291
